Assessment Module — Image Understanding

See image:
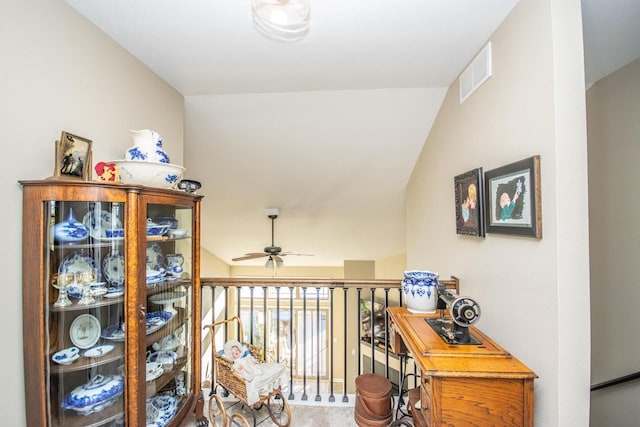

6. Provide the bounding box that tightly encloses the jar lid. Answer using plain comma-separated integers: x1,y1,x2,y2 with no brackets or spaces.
355,373,392,397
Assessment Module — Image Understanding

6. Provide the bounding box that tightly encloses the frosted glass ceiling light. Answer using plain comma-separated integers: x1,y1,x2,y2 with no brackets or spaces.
265,257,275,269
252,0,310,42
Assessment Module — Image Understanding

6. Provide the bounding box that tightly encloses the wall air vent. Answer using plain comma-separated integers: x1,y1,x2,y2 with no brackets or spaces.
459,42,492,103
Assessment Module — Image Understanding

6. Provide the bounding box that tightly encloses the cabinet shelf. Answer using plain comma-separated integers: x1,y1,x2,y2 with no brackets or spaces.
49,343,124,374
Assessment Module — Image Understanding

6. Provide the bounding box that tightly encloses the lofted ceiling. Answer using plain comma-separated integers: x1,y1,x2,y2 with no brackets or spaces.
64,0,640,269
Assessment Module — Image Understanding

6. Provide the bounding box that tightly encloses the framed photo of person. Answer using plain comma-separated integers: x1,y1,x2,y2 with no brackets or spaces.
484,155,542,238
454,167,485,237
54,132,92,181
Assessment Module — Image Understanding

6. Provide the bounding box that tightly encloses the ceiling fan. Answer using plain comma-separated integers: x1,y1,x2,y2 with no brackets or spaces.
232,208,313,268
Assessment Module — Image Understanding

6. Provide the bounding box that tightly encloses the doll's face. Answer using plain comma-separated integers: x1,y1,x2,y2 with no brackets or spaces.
231,345,241,359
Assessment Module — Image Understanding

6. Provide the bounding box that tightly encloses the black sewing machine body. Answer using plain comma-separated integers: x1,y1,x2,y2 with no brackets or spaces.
426,284,482,345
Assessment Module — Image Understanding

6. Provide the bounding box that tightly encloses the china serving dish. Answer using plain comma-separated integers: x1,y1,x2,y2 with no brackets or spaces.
52,347,80,365
112,160,184,189
69,314,101,349
102,251,125,286
104,287,125,298
146,219,170,236
153,216,178,229
146,362,164,382
146,268,167,285
83,344,115,358
152,333,181,352
61,374,124,415
102,311,172,341
82,209,123,240
53,209,89,243
67,283,106,299
146,350,177,367
167,228,188,238
146,395,179,427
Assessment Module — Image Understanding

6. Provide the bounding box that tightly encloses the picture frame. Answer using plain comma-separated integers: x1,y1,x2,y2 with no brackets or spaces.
484,155,542,238
454,167,485,237
54,132,92,181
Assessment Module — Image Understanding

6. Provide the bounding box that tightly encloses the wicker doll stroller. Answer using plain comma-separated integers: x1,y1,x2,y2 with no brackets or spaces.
204,316,291,427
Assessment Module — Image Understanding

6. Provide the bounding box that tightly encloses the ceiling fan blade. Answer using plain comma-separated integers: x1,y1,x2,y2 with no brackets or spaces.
273,255,284,263
280,252,314,257
232,253,267,261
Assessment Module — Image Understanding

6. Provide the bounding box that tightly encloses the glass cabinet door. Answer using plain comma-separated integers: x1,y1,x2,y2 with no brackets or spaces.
143,204,194,424
46,201,127,426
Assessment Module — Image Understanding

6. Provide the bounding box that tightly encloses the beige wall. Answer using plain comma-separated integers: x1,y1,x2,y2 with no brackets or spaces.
374,253,406,279
406,0,589,425
1,1,184,425
587,58,640,426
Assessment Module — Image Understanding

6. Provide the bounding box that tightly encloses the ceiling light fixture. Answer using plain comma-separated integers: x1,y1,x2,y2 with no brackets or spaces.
251,0,310,43
265,256,275,269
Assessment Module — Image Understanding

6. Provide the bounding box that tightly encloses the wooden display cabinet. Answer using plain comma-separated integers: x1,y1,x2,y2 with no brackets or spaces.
387,307,537,427
21,180,203,427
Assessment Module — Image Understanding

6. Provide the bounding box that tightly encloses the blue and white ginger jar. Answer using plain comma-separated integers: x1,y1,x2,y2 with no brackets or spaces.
402,270,439,313
125,129,170,163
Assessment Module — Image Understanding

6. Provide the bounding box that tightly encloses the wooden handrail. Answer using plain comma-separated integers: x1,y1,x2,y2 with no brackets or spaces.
200,276,459,291
201,277,402,289
591,371,640,391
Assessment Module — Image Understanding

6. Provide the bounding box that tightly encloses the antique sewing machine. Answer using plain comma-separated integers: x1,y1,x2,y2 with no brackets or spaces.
425,283,482,345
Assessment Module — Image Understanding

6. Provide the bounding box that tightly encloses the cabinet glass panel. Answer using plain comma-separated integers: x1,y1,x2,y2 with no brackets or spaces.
46,201,126,426
144,205,193,419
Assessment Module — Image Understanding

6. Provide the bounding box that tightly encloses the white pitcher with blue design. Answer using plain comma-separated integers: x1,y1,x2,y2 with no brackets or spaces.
126,129,170,163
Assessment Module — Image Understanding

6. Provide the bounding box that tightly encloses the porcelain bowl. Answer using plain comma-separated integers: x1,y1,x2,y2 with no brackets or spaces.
111,160,184,189
168,229,188,238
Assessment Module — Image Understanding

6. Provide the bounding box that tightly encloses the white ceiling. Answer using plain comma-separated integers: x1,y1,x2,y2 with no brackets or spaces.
64,0,640,269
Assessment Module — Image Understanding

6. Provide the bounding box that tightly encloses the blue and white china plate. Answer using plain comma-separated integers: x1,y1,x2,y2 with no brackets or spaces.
102,311,172,341
52,347,80,365
53,209,89,243
61,374,124,415
147,243,164,271
58,251,97,277
146,395,179,427
69,314,101,349
83,209,124,241
83,344,115,358
102,252,125,286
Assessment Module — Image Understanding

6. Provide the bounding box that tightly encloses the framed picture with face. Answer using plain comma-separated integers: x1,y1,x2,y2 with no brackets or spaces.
484,155,542,238
454,167,484,237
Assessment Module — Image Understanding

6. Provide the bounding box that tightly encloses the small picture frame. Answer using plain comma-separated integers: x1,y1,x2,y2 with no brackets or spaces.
54,132,92,181
484,155,542,238
454,167,485,237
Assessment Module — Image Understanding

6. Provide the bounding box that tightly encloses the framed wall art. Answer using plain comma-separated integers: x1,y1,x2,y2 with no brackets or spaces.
54,131,92,181
454,167,485,237
484,155,542,238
